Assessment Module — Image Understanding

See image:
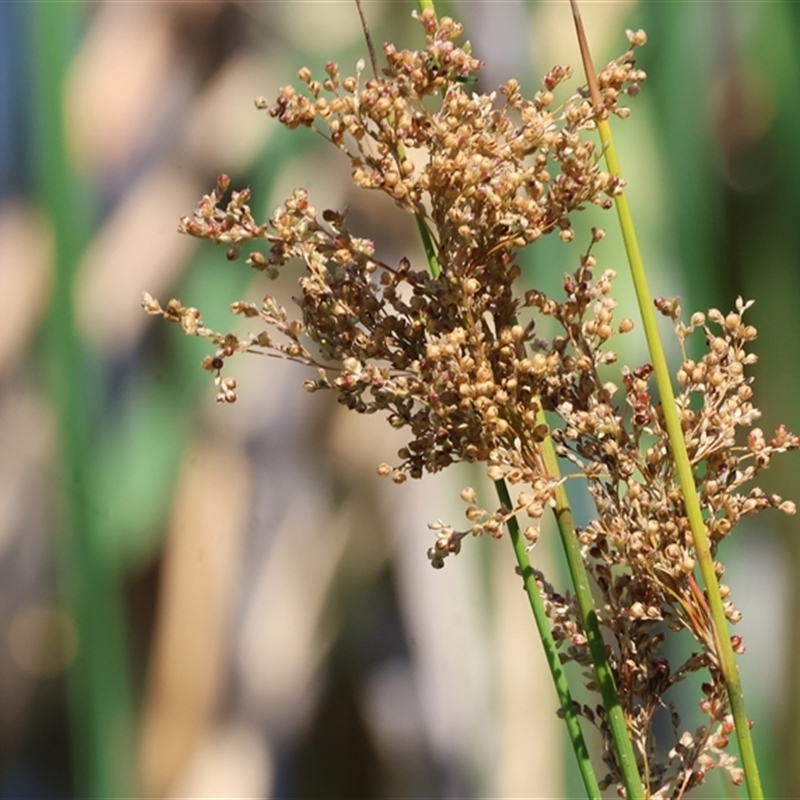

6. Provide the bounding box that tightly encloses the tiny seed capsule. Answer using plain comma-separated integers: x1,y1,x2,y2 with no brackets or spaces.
725,312,740,331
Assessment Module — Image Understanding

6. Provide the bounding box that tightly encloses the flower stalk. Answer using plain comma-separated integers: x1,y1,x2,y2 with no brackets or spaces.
495,477,602,800
569,1,764,796
537,414,646,798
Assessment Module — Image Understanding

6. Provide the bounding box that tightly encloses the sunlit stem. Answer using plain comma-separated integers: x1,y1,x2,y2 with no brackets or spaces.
568,2,764,797
536,410,646,799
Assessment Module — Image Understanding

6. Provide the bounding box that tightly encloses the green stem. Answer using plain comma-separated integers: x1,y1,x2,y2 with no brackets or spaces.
568,2,763,797
415,214,441,278
602,118,762,796
536,415,646,799
494,478,602,800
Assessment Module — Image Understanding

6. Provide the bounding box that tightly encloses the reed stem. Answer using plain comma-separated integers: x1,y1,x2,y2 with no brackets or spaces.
569,2,764,796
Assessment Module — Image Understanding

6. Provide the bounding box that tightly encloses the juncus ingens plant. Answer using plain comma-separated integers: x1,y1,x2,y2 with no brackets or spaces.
144,5,798,797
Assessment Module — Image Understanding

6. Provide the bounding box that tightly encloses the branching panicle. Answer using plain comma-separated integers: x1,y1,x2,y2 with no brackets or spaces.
143,10,796,797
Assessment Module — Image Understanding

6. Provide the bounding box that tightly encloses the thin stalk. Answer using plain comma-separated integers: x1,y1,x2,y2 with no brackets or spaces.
499,358,644,792
536,412,646,798
569,2,764,797
415,215,441,278
494,479,602,800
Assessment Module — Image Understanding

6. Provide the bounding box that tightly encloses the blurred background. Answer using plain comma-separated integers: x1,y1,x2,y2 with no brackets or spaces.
2,1,799,797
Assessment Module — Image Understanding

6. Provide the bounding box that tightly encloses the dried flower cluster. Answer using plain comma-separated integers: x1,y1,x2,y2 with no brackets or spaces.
143,10,797,797
264,11,640,258
527,288,798,793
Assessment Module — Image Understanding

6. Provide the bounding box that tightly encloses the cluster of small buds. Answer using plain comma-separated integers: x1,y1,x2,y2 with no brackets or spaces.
142,289,318,401
424,484,552,568
594,29,648,117
427,520,466,568
540,289,799,790
661,711,744,793
178,174,266,254
266,8,644,268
